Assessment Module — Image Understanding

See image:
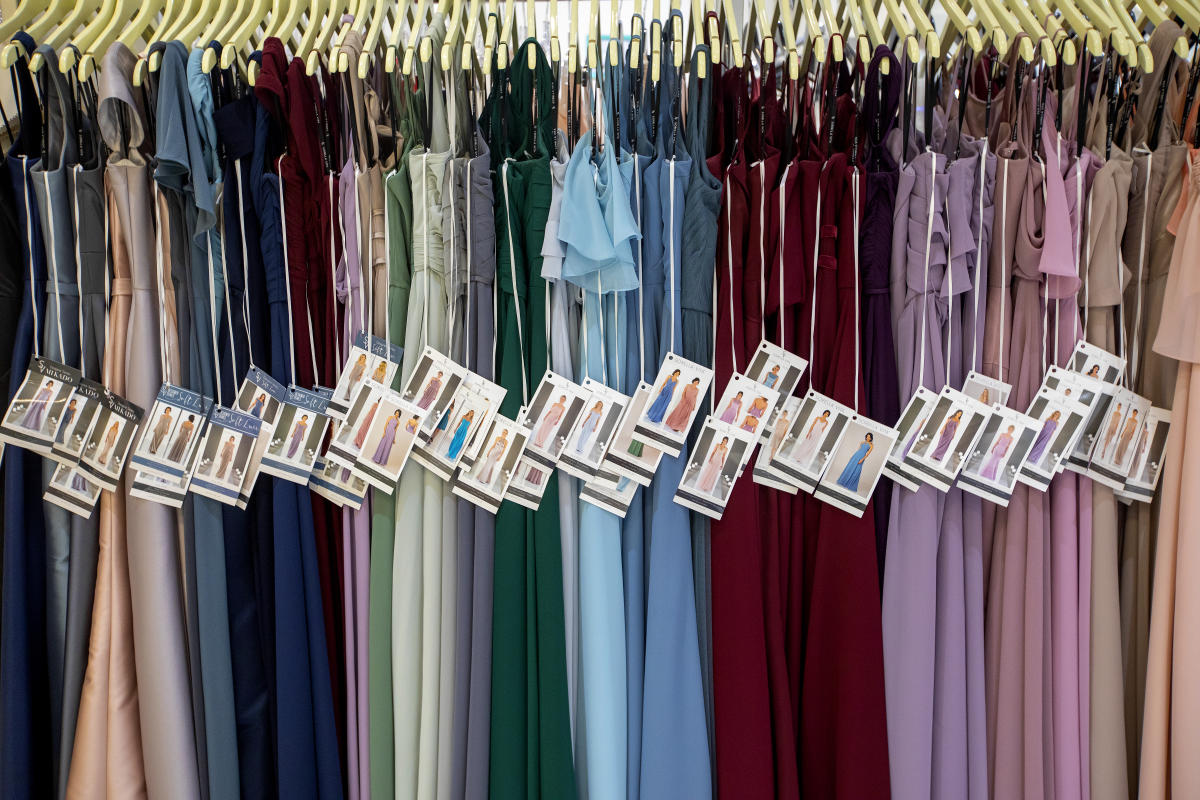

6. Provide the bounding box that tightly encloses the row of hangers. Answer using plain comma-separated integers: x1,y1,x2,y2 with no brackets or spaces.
0,0,1197,102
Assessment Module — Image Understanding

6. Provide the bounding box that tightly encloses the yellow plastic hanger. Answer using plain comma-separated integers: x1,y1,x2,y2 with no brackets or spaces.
200,0,245,70
525,0,537,68
0,0,47,67
134,0,183,83
876,0,921,62
396,0,430,72
461,0,483,69
1166,0,1200,35
1046,0,1104,56
1107,0,1154,70
299,0,337,72
814,0,844,60
497,0,516,69
897,0,939,59
650,0,663,82
792,0,826,62
1125,0,1189,58
1024,0,1076,63
977,0,1036,61
481,0,499,73
719,0,742,66
221,0,271,69
832,0,875,65
73,0,139,78
25,0,75,52
859,0,893,63
938,0,984,53
357,0,387,76
442,0,466,69
31,0,102,73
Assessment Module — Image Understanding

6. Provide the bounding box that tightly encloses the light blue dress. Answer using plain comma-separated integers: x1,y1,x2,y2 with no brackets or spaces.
446,416,471,460
836,441,871,492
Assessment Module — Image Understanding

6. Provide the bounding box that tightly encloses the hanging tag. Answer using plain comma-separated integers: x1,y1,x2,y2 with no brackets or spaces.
233,367,289,508
812,414,899,518
129,470,192,508
1063,371,1124,473
326,331,405,419
411,372,508,481
578,468,640,518
1086,386,1152,490
44,464,102,518
512,370,589,470
557,378,631,481
958,404,1042,507
711,372,782,442
1115,406,1171,503
129,384,214,482
673,414,759,520
0,357,81,454
309,452,371,510
1016,385,1089,491
399,346,469,436
190,406,261,505
903,388,992,493
49,376,106,465
259,385,333,483
745,338,809,432
351,388,427,493
767,389,857,493
632,352,715,457
883,387,941,492
76,391,144,492
604,381,666,486
326,384,391,471
506,404,567,511
1067,340,1126,383
960,370,1012,407
451,413,529,514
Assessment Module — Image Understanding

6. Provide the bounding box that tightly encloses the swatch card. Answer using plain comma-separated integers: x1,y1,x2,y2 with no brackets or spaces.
49,377,106,465
1017,387,1089,491
259,386,332,483
412,372,507,480
352,390,427,492
77,391,144,492
904,388,991,492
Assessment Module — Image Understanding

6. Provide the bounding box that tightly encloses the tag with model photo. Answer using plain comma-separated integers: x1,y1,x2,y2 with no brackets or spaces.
744,339,809,431
129,384,214,482
579,468,640,518
309,391,369,510
1066,340,1126,384
709,372,782,443
556,378,629,481
259,385,332,483
411,372,507,480
76,390,144,492
960,370,1012,408
504,410,557,511
232,369,290,508
632,352,714,457
957,404,1040,507
44,463,102,518
511,370,587,469
189,406,262,505
903,388,991,492
452,414,529,514
1017,386,1089,491
751,395,803,494
0,357,81,454
351,389,427,492
673,416,757,520
1087,387,1153,490
812,414,898,517
325,383,388,471
326,331,404,419
766,389,855,493
883,387,940,492
603,381,666,486
1116,406,1171,504
49,376,106,465
1063,372,1122,474
399,347,467,439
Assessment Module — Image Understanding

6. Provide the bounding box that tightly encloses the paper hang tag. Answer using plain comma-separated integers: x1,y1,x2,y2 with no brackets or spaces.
1085,387,1153,490
812,413,899,518
710,372,782,443
579,465,640,518
556,378,631,482
1067,340,1126,384
412,371,508,481
129,384,214,482
1016,385,1090,491
352,388,427,493
632,351,715,458
76,390,144,492
1062,371,1123,474
673,414,760,521
129,468,191,508
44,463,102,518
1115,405,1171,503
508,370,586,471
745,338,809,433
752,394,804,494
49,376,106,466
309,452,370,509
902,388,992,493
399,346,470,436
504,410,553,510
259,385,333,484
0,357,82,455
189,406,262,506
603,381,666,487
326,331,405,420
766,389,857,494
883,386,940,493
325,384,389,472
957,403,1041,507
452,414,529,514
961,370,1012,408
232,371,293,509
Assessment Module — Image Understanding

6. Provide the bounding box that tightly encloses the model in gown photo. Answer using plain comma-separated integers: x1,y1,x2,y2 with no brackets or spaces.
167,415,196,462
762,365,781,388
475,429,509,485
835,433,874,493
216,436,236,480
417,371,443,410
342,354,367,400
533,395,567,448
287,415,309,459
149,407,173,452
1100,403,1123,459
19,380,54,431
445,409,475,460
96,421,120,466
930,410,962,462
575,401,603,455
1114,408,1140,463
248,393,267,417
769,411,790,459
1028,410,1061,465
56,398,77,444
664,378,701,431
790,409,829,466
645,369,680,424
718,391,743,424
980,426,1014,480
695,436,729,494
370,410,403,465
351,399,380,448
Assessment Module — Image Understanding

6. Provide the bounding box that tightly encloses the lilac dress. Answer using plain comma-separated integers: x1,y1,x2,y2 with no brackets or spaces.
930,417,960,461
286,421,307,459
981,434,1012,480
370,415,400,465
20,387,52,430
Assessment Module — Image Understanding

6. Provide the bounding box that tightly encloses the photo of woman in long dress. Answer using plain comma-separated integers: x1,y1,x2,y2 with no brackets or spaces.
695,437,729,494
718,391,743,424
1114,408,1140,463
350,398,380,448
475,429,509,485
790,409,829,465
429,401,455,448
149,406,173,452
769,411,790,459
901,416,927,459
287,415,309,459
96,421,120,466
1100,403,1123,459
645,370,680,424
216,435,236,480
371,410,402,465
980,426,1014,480
249,393,267,418
19,379,54,431
1028,410,1060,465
417,371,443,410
663,378,701,432
574,401,603,455
930,409,962,462
342,354,367,400
167,414,196,462
835,433,874,493
56,398,77,444
445,410,475,460
533,395,567,448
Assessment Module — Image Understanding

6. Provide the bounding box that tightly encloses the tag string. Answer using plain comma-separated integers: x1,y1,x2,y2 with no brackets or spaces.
1040,160,1051,375
808,164,828,387
634,150,646,379
233,161,257,370
205,234,224,406
997,157,1009,380
422,151,431,348
756,159,767,344
275,155,298,385
465,159,475,371
969,142,987,373
217,202,240,398
852,167,863,414
724,179,738,374
152,182,173,384
915,153,938,392
1129,149,1152,388
71,166,87,378
41,171,67,365
667,156,679,353
777,160,791,350
501,160,529,404
327,175,341,380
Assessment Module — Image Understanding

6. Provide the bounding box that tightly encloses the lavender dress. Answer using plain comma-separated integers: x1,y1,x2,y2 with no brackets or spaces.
371,415,400,465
